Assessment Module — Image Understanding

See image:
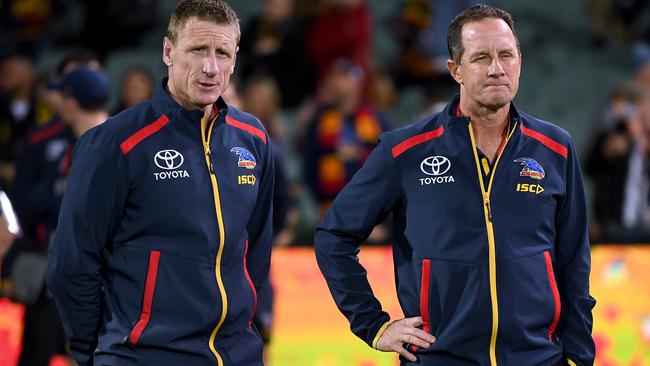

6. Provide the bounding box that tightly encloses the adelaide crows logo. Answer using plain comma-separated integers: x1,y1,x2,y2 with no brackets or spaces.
514,158,545,180
231,147,256,169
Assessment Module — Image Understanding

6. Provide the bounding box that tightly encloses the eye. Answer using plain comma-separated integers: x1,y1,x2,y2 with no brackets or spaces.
472,55,489,63
191,47,206,54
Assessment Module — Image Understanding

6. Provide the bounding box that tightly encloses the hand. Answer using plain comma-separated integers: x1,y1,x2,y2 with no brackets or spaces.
375,316,436,362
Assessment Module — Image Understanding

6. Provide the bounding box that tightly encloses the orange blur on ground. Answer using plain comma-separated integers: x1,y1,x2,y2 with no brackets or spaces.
0,246,649,365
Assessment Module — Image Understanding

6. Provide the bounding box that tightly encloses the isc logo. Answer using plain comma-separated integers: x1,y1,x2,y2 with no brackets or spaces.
238,175,256,185
516,183,544,195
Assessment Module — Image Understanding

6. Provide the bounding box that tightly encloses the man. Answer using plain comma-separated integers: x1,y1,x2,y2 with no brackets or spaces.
0,53,36,187
315,4,595,366
46,1,274,365
303,58,389,217
11,65,108,366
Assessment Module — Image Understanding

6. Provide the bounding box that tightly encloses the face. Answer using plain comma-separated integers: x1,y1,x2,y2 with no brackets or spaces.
122,70,154,108
0,57,34,96
163,17,238,110
264,0,293,22
448,17,521,111
244,81,278,120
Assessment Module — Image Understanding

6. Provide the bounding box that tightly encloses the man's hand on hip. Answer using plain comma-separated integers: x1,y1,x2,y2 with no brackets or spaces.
375,316,436,362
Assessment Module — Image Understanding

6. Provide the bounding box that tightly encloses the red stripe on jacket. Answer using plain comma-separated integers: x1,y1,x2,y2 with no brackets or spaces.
243,240,258,328
225,116,267,144
412,259,432,352
120,115,170,154
129,250,161,345
520,125,568,159
29,122,65,145
543,251,561,341
392,126,445,158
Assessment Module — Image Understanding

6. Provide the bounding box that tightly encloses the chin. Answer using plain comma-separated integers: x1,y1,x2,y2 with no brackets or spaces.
482,94,512,110
193,94,220,106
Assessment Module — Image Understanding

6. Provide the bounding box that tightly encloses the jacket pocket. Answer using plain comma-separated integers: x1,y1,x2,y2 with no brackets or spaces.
543,251,561,341
129,250,161,345
243,240,258,329
412,258,432,352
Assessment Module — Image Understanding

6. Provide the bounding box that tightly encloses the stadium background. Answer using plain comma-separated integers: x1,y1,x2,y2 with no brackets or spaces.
1,0,650,365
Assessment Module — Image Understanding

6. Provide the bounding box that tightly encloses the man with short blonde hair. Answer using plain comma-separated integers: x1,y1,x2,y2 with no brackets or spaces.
47,1,274,365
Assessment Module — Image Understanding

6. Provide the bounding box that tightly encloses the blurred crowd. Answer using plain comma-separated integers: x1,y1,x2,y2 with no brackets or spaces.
1,0,650,364
584,41,650,243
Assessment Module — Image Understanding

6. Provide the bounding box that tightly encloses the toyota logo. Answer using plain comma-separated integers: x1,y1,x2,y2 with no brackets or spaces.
420,156,451,176
154,149,184,170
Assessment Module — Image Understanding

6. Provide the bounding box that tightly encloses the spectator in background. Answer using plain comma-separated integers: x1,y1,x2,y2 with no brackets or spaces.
239,0,314,108
112,66,155,115
585,82,650,242
10,65,110,366
306,0,371,87
369,69,397,113
0,54,36,188
303,59,389,219
0,0,53,58
243,73,290,147
239,73,294,361
588,0,650,46
53,48,101,76
585,44,650,242
391,0,474,101
0,47,100,303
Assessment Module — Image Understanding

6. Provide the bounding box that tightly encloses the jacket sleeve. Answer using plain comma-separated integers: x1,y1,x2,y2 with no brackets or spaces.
555,138,596,365
245,139,275,291
46,127,129,366
314,135,401,348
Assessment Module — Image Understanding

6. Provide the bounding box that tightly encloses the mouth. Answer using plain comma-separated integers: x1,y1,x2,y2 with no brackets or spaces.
197,81,219,89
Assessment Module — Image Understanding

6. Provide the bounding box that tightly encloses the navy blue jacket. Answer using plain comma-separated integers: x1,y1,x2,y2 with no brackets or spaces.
11,119,74,251
315,96,595,365
47,79,274,366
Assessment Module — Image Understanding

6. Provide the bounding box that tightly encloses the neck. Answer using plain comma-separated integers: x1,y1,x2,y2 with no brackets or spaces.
460,98,511,162
73,110,109,137
203,104,215,121
460,98,510,135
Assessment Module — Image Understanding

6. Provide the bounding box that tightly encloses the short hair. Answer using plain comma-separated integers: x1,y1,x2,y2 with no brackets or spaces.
167,0,240,44
447,4,519,64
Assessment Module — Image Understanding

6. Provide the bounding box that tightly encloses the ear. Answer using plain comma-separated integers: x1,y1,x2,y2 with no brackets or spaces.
231,46,239,74
162,36,173,67
447,59,462,84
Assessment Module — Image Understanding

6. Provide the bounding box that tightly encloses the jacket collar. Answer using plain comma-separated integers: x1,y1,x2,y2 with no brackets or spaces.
150,77,229,123
440,94,523,133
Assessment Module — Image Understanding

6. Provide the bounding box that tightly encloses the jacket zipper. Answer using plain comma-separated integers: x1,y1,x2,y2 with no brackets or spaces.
543,251,561,341
243,240,258,329
467,121,517,366
202,115,228,365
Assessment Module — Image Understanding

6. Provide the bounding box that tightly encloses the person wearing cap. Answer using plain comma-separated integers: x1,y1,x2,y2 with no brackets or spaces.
46,1,275,365
303,58,390,218
315,4,594,365
5,65,110,366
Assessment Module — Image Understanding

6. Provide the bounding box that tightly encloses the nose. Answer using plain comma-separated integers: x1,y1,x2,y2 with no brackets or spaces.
487,57,505,77
202,55,218,76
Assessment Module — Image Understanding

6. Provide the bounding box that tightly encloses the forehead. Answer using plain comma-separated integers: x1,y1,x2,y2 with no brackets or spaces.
461,17,517,52
177,17,238,47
